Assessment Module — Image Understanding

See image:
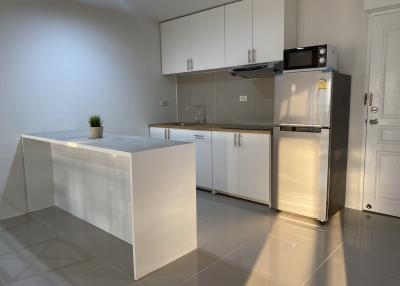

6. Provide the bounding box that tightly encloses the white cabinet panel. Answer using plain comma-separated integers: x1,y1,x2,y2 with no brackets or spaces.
212,131,238,195
169,128,189,141
238,133,271,203
225,0,253,67
194,141,213,189
150,127,166,140
161,17,190,74
190,7,225,71
253,0,285,63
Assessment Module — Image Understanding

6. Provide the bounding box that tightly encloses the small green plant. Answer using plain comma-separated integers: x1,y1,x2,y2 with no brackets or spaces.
88,114,103,128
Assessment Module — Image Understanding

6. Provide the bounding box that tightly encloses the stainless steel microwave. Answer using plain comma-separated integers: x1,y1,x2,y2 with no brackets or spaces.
283,44,337,72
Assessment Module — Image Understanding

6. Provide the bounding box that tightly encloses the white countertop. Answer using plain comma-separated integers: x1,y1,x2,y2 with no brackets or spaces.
22,130,190,156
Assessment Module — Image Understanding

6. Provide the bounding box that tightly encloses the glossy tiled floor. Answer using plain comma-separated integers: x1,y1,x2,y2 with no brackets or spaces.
1,190,400,286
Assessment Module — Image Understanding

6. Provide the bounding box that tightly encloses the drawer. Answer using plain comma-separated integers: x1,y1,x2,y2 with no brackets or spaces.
188,130,212,142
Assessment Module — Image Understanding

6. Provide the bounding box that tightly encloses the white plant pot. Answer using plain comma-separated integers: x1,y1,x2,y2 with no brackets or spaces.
89,127,104,139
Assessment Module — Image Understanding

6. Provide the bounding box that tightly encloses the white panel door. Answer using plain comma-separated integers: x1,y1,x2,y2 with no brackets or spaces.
149,127,166,140
212,131,238,195
225,0,253,67
189,7,225,71
364,10,400,217
160,17,190,74
253,0,284,63
238,133,271,203
168,128,189,141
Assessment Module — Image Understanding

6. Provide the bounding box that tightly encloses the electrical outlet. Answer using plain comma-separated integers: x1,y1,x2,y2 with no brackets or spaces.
239,95,248,102
160,100,169,106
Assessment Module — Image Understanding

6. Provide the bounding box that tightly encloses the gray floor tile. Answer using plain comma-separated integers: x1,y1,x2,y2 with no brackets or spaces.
2,191,400,286
0,215,30,232
224,226,329,286
180,260,278,286
32,207,134,277
197,215,260,259
0,237,105,286
0,215,58,256
61,264,141,286
140,249,217,286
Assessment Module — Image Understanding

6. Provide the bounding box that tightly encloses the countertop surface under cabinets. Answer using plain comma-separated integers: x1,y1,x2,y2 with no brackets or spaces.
150,123,274,134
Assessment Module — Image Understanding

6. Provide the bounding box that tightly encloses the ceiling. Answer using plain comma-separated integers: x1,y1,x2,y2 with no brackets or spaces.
75,0,235,22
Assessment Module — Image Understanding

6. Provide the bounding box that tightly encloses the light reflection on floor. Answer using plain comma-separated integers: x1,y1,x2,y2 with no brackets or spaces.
0,190,399,286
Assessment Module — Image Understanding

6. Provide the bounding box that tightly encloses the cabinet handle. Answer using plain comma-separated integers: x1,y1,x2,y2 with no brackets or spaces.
193,135,205,139
238,134,242,147
190,58,194,71
252,49,256,63
248,49,252,64
168,129,171,140
369,93,374,106
234,133,237,147
187,59,190,71
164,129,167,140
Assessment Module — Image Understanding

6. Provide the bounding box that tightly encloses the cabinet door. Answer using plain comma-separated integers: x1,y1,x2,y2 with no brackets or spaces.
161,17,191,75
189,130,212,189
253,0,284,63
149,127,167,140
194,141,213,189
212,131,238,195
225,0,253,67
190,7,225,71
238,133,271,203
168,128,189,141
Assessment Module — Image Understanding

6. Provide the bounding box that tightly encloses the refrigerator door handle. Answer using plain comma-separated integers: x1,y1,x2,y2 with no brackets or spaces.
279,126,323,133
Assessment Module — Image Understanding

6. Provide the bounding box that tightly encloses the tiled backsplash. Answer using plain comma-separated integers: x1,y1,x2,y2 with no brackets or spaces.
177,71,275,125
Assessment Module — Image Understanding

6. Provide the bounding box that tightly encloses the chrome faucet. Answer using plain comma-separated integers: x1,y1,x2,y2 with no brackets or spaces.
185,104,206,124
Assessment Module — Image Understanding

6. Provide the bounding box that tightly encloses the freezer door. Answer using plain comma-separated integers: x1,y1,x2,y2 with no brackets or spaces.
272,127,330,221
274,71,333,127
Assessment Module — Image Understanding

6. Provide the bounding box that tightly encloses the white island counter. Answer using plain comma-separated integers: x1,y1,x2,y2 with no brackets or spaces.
21,131,197,280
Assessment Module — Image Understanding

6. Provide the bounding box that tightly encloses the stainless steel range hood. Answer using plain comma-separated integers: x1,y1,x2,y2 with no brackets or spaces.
230,61,283,79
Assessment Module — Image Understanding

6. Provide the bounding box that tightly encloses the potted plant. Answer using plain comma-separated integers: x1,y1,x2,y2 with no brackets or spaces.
88,114,104,139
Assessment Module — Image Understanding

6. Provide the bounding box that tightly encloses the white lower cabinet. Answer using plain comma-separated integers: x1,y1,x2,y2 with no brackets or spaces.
169,128,189,141
150,127,271,204
149,127,167,140
211,131,239,195
189,131,212,189
212,131,271,204
150,127,212,189
238,133,271,203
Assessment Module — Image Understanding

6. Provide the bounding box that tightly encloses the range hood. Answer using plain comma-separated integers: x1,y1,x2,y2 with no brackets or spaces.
230,61,283,79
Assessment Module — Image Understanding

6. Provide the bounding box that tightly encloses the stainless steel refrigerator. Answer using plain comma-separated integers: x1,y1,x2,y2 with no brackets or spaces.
272,70,351,222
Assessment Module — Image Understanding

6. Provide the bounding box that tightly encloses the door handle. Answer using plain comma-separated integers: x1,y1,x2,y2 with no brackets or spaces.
369,118,378,125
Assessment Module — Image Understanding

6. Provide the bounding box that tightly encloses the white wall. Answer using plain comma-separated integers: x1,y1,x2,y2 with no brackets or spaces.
364,0,400,11
0,0,176,219
297,0,368,209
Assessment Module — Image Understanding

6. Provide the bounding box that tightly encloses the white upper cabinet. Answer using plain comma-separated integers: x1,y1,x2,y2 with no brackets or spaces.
190,7,225,71
160,17,190,75
253,0,285,63
161,0,297,75
225,0,253,67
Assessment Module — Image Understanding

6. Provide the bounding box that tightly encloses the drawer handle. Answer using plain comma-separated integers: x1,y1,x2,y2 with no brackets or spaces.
193,135,205,139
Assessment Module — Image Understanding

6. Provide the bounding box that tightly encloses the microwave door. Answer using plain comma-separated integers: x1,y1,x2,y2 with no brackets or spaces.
274,71,332,127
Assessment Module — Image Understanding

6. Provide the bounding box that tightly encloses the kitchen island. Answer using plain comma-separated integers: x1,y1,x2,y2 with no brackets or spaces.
21,131,197,280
